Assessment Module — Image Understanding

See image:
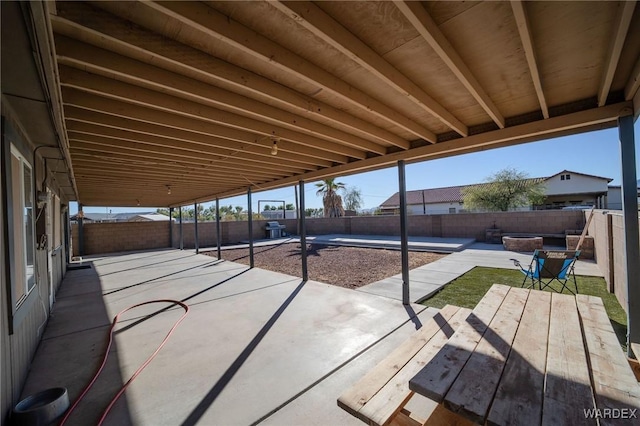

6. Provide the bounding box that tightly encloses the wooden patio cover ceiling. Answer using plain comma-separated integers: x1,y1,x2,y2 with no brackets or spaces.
49,1,640,207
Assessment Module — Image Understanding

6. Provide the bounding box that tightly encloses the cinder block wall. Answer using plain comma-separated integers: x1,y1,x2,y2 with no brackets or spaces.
441,210,584,241
72,211,585,256
71,221,170,256
587,210,635,315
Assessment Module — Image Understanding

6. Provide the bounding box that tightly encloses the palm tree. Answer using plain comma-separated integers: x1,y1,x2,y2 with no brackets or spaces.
315,178,345,217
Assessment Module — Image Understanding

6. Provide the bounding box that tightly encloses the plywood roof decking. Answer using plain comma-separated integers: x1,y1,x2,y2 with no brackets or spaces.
47,0,640,207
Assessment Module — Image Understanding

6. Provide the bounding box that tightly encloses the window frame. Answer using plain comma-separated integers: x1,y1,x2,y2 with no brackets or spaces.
10,145,36,308
2,118,43,334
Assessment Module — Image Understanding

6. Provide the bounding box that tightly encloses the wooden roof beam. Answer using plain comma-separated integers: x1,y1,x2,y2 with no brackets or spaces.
67,129,306,175
64,108,311,172
625,55,640,101
393,1,504,129
146,1,436,143
511,1,549,119
68,141,290,179
61,87,336,168
70,155,272,183
273,1,468,137
71,161,251,184
55,35,386,155
51,4,408,149
599,0,637,106
58,65,362,161
193,102,631,205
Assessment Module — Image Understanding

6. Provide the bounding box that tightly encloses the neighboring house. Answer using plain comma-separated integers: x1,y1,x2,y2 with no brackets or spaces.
606,185,640,210
127,213,172,222
380,170,612,214
70,212,171,223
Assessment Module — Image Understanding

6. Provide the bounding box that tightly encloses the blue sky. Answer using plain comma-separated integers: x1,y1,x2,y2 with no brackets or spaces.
72,119,640,215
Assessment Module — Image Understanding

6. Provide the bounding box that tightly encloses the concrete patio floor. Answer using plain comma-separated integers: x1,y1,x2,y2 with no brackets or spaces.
20,249,440,426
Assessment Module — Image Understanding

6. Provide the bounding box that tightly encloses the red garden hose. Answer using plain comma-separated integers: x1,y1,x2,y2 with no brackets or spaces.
59,299,190,426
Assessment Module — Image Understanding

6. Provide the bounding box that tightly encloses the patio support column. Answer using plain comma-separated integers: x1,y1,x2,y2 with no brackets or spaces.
248,187,254,268
169,207,174,248
78,203,84,257
398,160,410,305
299,180,308,281
194,202,199,254
216,198,221,259
179,206,183,250
618,114,640,354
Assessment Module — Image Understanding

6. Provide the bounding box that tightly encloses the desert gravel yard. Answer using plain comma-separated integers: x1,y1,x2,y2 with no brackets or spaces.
206,243,447,289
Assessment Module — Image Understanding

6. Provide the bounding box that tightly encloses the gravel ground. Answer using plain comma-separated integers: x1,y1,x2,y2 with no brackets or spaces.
205,243,447,289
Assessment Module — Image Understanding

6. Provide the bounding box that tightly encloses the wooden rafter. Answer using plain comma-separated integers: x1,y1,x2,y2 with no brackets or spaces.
394,1,505,129
599,0,637,106
626,56,640,101
201,102,632,204
61,87,339,167
58,66,364,161
273,1,468,137
50,7,410,150
145,1,437,143
511,1,549,119
55,35,387,155
64,108,312,171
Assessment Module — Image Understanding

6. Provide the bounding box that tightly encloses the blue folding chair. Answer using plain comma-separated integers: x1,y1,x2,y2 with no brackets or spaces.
511,250,580,294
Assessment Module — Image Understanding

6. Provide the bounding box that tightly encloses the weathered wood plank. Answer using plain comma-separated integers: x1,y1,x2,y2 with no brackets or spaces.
361,307,472,426
542,293,596,425
577,295,640,426
487,290,551,426
409,284,510,402
444,287,529,423
338,305,461,420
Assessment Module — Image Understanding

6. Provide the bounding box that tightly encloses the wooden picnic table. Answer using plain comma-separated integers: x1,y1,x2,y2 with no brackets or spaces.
409,284,640,425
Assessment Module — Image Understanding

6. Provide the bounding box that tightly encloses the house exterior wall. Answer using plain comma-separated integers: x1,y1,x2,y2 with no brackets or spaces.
607,187,622,210
544,173,609,196
1,111,69,423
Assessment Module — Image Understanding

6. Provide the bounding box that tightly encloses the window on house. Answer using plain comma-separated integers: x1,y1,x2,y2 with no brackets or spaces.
10,146,35,307
561,175,565,180
449,207,456,214
565,174,571,180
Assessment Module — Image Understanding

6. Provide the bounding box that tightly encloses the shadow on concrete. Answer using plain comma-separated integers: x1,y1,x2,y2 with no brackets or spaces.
20,265,135,426
180,279,308,426
116,268,251,334
404,304,423,330
103,259,224,295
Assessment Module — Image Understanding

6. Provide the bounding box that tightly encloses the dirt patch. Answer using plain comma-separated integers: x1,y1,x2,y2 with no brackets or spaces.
205,243,447,289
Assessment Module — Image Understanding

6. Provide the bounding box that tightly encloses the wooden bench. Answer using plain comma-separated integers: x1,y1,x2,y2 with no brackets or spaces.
577,295,640,412
337,305,473,426
408,285,640,425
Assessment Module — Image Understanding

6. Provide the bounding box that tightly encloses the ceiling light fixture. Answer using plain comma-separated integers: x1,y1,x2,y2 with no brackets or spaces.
167,185,172,195
270,137,279,155
136,199,140,206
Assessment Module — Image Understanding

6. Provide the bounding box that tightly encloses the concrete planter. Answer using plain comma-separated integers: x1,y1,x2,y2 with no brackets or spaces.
502,236,543,252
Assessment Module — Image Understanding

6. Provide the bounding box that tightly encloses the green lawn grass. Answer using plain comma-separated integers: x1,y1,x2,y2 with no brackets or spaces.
421,267,628,351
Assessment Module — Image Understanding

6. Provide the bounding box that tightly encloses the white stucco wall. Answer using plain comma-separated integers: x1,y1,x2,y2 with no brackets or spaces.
544,173,609,196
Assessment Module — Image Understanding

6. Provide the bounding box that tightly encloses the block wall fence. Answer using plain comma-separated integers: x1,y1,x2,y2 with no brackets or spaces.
72,210,584,256
69,209,640,316
586,210,638,316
